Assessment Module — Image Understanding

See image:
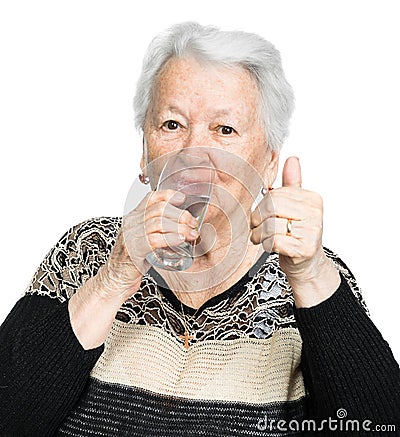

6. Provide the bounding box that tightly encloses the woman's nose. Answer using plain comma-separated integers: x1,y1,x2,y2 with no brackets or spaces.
182,126,210,150
177,129,214,166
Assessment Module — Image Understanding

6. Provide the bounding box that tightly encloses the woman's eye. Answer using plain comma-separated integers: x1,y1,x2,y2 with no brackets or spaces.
218,125,236,135
162,120,180,130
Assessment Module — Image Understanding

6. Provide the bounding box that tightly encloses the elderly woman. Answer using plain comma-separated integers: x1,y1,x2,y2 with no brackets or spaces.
1,22,399,436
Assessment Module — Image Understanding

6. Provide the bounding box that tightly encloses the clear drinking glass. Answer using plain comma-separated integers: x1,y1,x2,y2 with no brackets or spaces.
145,150,215,271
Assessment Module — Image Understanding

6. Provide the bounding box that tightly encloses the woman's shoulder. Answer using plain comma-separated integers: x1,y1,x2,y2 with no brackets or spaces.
68,216,123,237
55,216,122,252
24,216,122,302
321,246,368,314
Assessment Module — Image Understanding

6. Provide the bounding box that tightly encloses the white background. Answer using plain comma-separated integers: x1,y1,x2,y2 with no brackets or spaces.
1,1,399,361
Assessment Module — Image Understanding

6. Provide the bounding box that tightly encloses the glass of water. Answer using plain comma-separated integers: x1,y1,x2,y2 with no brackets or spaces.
145,150,215,271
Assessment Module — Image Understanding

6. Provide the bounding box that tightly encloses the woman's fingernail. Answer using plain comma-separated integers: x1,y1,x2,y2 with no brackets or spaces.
189,229,199,238
175,191,185,202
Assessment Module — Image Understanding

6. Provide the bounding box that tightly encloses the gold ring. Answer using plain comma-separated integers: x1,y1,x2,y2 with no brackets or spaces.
286,218,293,236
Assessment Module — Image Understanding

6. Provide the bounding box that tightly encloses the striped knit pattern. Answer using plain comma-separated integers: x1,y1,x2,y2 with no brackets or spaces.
4,216,395,437
22,217,363,435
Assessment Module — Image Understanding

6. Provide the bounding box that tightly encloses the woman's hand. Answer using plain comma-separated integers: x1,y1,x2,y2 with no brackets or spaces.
250,157,340,308
99,189,200,301
69,189,199,349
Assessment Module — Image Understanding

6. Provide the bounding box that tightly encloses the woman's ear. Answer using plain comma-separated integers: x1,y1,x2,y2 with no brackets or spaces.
140,135,149,174
266,151,280,188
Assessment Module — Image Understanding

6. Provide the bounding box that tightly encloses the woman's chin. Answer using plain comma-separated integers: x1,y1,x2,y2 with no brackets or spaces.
205,198,252,224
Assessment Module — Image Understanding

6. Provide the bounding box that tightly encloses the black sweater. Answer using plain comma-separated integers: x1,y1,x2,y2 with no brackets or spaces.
1,217,399,436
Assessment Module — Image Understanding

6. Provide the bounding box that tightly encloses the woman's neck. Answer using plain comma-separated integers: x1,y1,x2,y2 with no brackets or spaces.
155,236,264,309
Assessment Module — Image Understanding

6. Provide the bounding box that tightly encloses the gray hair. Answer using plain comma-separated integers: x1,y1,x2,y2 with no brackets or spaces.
133,22,294,152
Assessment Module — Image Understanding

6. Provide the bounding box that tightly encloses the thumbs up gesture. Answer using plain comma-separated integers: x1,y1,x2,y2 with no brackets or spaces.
250,156,340,307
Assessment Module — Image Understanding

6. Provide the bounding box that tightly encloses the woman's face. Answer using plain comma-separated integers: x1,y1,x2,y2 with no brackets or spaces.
143,56,279,220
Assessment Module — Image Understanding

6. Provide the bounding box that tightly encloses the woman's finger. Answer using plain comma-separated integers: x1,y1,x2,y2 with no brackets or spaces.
146,231,194,252
144,200,198,228
250,216,304,244
261,234,304,258
126,190,199,230
271,233,321,260
145,216,199,240
251,188,322,229
251,191,303,228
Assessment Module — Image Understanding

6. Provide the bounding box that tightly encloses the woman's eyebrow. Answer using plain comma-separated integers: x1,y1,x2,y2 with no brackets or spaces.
158,106,240,122
157,105,188,119
210,109,243,125
212,109,233,117
165,105,183,113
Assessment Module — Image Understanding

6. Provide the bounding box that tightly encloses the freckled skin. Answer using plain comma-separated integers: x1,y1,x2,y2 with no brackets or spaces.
139,57,282,302
143,56,279,224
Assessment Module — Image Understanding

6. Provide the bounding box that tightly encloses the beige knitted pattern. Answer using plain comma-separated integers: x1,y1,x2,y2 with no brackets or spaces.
91,322,305,404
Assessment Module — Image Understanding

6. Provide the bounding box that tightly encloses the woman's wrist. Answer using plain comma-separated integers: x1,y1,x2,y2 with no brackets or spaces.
96,259,143,302
68,263,142,350
287,254,341,308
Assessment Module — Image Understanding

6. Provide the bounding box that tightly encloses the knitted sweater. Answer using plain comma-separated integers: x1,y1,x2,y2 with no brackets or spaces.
0,217,399,436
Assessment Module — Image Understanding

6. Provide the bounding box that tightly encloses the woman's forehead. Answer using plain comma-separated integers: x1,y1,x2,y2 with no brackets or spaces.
151,57,260,114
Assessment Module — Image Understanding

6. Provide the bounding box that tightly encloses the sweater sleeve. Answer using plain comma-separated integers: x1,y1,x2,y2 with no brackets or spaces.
294,254,400,434
0,217,121,437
